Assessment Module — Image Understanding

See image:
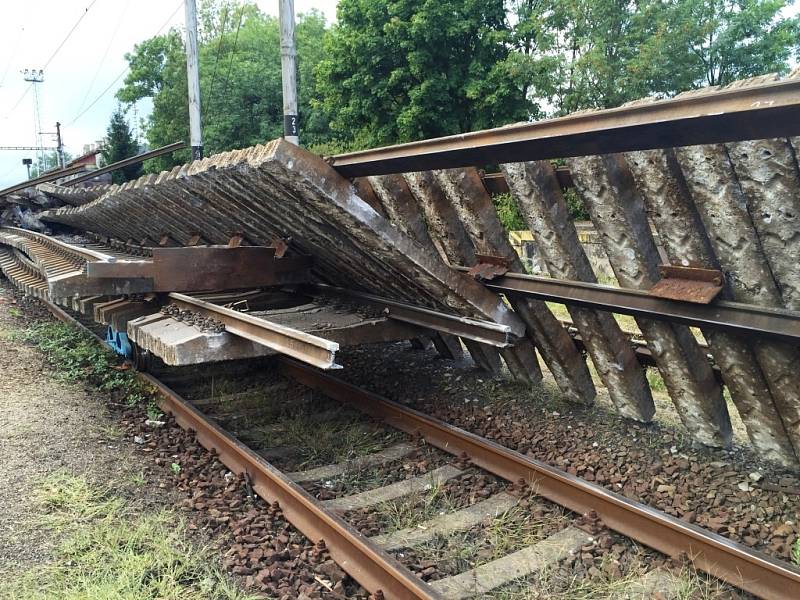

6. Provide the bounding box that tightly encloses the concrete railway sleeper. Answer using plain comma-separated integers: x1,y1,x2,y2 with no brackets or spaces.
24,297,800,599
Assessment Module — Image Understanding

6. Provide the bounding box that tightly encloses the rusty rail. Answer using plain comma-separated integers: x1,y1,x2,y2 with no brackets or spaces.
465,269,800,343
61,141,187,187
168,292,341,369
330,78,800,177
39,299,441,600
278,358,800,600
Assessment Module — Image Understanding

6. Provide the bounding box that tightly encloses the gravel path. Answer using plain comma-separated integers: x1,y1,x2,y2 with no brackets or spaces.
0,281,167,577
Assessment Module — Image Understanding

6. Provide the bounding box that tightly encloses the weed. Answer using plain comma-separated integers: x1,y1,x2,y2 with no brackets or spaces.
8,306,21,317
171,462,182,475
22,321,154,409
129,471,147,487
646,368,667,393
146,400,163,421
374,478,459,533
793,538,800,566
1,472,254,600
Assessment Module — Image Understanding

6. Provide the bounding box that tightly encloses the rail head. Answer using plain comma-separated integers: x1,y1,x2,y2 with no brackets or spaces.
330,78,800,177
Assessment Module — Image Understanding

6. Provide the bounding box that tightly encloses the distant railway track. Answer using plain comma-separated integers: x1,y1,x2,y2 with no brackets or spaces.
40,298,800,600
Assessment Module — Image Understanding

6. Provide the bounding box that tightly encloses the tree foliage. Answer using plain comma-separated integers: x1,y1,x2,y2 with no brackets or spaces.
117,0,799,164
117,1,330,171
314,0,533,149
101,107,142,184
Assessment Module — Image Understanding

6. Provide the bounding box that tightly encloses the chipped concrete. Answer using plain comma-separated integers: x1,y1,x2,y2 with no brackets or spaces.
502,160,655,422
434,167,595,405
429,526,591,599
726,137,800,311
568,154,731,448
321,464,463,512
675,143,800,457
625,148,797,466
44,140,526,338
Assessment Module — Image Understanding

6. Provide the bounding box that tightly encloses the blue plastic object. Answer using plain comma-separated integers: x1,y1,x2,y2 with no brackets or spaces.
105,326,134,360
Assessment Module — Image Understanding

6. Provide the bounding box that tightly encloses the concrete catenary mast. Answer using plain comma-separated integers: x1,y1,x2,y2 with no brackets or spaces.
279,0,299,145
184,0,203,159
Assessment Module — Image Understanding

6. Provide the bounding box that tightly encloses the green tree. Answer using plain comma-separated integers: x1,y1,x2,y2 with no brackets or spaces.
101,107,142,184
29,150,74,178
117,2,331,172
315,0,530,149
635,0,799,92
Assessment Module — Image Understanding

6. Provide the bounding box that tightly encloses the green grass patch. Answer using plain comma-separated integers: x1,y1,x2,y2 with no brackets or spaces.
0,472,254,600
21,321,156,408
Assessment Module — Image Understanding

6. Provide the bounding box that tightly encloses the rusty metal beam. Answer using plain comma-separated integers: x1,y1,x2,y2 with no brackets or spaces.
61,141,187,187
0,164,86,197
86,246,312,292
312,284,516,347
168,292,340,369
330,78,800,177
481,168,574,194
279,359,800,600
463,269,800,343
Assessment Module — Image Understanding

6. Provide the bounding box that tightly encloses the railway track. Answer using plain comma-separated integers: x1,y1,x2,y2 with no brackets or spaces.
40,298,800,600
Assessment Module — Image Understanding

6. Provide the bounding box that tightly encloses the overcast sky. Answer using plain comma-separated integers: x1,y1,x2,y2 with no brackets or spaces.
0,0,338,187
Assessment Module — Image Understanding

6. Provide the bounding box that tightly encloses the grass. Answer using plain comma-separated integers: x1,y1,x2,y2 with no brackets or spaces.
793,538,800,566
494,556,735,599
408,502,570,576
373,477,461,533
21,321,156,408
0,472,254,600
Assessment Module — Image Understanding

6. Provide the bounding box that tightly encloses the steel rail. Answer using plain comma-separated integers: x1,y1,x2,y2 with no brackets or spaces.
2,226,117,263
312,284,515,347
61,141,187,187
279,359,800,600
38,301,441,600
330,78,800,177
0,164,87,197
168,292,341,369
461,269,800,343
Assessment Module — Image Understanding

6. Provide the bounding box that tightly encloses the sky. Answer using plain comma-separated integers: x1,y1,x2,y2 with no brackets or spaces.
0,0,338,188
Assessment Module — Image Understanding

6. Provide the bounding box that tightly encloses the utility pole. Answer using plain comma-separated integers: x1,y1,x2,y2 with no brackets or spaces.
184,0,203,159
55,122,65,168
279,0,299,145
22,69,45,169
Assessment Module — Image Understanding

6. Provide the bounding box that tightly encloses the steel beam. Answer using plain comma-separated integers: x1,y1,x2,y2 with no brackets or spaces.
466,269,800,343
168,292,340,369
86,246,312,292
0,164,86,197
330,78,800,177
61,141,187,187
312,284,515,347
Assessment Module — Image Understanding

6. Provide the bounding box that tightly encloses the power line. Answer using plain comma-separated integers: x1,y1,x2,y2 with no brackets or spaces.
75,0,131,116
3,1,99,119
211,7,244,122
67,1,184,127
42,0,100,71
206,6,230,114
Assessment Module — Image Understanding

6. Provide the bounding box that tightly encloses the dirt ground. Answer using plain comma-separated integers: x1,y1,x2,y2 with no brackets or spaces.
0,282,171,577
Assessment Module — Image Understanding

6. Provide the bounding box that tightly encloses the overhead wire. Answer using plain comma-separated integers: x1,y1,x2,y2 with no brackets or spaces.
205,6,230,116
74,0,132,116
66,0,184,127
42,0,100,71
3,0,99,119
211,7,245,122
